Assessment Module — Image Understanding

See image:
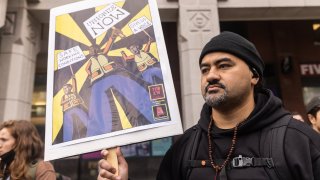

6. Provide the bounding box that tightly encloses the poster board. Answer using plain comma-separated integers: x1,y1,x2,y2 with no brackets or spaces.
45,0,182,161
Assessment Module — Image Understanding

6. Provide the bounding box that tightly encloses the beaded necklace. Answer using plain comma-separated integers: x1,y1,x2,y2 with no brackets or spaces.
207,117,239,180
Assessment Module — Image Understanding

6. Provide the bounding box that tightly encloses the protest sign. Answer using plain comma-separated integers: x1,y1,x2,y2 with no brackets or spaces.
83,3,130,39
45,0,182,160
57,45,86,69
129,16,152,34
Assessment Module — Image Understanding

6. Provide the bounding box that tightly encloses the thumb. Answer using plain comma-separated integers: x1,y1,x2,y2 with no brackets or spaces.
116,147,125,163
115,147,128,179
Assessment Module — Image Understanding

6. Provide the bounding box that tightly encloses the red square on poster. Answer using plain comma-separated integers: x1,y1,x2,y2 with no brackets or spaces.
149,84,165,100
152,104,168,120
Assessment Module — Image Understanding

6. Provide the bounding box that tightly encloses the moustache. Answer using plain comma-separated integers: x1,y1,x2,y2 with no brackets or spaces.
205,81,225,93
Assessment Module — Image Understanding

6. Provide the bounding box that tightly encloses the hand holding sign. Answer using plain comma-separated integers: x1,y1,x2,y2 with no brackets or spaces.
99,147,128,180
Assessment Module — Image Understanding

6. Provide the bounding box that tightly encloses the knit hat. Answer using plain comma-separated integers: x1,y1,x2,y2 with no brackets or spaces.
306,96,320,114
199,31,265,77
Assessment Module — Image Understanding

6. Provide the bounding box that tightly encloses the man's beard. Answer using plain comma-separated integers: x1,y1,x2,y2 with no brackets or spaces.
204,90,227,107
203,82,227,107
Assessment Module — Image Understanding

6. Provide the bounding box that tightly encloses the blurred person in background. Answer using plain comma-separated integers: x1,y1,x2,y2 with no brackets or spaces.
306,96,320,133
0,120,56,180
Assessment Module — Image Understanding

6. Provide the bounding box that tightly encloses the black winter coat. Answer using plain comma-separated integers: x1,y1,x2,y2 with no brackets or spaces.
157,89,320,180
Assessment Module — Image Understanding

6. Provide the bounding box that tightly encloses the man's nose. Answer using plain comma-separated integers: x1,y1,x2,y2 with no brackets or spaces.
206,68,220,82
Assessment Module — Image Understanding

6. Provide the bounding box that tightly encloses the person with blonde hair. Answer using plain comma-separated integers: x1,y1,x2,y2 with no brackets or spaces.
0,120,56,180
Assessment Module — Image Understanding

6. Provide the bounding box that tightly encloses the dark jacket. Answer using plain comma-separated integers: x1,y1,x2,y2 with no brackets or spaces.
157,89,320,180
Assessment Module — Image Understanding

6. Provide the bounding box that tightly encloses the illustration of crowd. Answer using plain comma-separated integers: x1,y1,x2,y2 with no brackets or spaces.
57,27,170,143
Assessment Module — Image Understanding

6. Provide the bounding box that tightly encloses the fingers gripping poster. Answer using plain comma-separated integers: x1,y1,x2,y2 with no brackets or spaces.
45,0,182,160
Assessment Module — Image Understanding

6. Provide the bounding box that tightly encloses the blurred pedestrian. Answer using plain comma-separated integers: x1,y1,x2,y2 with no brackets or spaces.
306,96,320,133
0,120,56,180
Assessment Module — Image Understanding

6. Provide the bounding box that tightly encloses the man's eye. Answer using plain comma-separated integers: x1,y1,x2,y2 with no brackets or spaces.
218,64,231,69
201,68,209,74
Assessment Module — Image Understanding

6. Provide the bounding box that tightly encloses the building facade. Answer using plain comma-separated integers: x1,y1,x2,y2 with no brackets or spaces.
0,0,320,179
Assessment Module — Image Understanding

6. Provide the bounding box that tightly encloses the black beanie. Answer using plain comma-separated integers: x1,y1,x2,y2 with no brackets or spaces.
199,31,265,77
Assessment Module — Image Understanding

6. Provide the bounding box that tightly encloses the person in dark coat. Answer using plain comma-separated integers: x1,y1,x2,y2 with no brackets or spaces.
97,32,320,180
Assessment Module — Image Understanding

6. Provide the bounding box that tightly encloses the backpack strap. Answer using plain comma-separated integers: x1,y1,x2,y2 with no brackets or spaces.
182,124,201,180
27,159,39,180
260,115,293,180
187,156,274,169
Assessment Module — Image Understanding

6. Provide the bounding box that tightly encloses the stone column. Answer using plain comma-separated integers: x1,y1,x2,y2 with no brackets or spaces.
0,0,8,28
178,0,220,130
0,0,41,121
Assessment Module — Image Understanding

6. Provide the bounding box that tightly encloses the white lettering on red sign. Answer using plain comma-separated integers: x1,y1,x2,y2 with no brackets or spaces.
300,64,320,75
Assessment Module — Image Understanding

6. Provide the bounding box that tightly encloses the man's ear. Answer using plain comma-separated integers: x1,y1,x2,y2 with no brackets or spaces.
251,76,259,86
251,67,259,79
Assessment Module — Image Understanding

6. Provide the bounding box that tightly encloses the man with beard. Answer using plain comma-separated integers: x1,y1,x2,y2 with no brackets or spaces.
97,32,320,180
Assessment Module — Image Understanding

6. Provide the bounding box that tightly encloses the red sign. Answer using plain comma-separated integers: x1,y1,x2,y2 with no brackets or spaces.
300,64,320,76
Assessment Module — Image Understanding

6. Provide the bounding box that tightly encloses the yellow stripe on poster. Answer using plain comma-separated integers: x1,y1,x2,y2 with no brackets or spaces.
75,62,90,95
54,50,64,71
83,51,89,56
52,90,64,141
110,89,132,129
56,14,92,47
108,48,130,57
149,42,159,61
